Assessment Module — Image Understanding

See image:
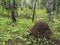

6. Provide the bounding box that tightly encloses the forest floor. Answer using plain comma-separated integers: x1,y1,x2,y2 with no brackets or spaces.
0,10,60,45
0,16,60,45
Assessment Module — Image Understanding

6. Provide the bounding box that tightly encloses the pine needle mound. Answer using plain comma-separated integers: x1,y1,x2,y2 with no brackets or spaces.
30,22,52,40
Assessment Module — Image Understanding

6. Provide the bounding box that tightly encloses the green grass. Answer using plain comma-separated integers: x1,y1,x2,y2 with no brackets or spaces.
0,9,60,45
0,16,60,45
0,17,34,45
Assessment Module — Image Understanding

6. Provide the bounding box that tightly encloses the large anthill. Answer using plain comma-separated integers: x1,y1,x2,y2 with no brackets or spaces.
29,22,52,40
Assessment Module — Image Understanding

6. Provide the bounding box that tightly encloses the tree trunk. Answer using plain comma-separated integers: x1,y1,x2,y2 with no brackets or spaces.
46,0,54,22
32,0,37,21
11,9,16,23
11,0,16,23
49,12,53,22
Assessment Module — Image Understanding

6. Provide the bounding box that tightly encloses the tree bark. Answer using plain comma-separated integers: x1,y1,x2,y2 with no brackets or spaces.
32,0,37,21
11,0,16,23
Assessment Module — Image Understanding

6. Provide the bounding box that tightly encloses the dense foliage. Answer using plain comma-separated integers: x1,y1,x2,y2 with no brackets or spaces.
0,9,60,45
0,0,60,45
